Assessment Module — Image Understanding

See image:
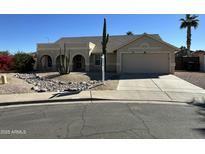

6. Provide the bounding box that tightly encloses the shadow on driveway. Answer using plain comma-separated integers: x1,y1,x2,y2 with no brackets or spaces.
118,73,168,80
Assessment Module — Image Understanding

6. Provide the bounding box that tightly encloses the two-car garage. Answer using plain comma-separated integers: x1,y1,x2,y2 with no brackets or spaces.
116,34,177,74
121,53,170,74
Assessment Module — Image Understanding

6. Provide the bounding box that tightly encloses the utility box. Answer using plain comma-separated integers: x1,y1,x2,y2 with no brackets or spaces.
1,75,8,84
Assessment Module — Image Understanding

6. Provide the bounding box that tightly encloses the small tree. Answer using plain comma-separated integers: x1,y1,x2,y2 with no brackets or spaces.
14,52,35,73
0,54,14,71
0,51,9,55
101,18,109,73
57,44,70,75
126,31,134,35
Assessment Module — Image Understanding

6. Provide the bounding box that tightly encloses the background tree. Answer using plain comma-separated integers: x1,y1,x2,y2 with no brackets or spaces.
175,46,187,57
180,14,199,57
14,52,35,72
0,51,14,71
126,31,134,35
0,51,9,55
101,18,109,72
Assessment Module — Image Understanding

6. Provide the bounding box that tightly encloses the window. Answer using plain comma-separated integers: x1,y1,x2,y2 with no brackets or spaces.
95,54,101,65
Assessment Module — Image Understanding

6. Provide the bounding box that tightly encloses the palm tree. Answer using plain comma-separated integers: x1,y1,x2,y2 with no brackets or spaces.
126,31,134,35
180,14,199,57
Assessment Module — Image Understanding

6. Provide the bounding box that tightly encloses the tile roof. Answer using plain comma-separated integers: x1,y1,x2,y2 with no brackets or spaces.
55,34,162,53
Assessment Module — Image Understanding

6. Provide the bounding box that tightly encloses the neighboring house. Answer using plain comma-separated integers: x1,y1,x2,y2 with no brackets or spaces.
37,33,179,74
192,51,205,72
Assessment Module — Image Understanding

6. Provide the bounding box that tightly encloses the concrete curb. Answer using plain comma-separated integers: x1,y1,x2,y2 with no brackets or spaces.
0,98,105,106
0,97,191,107
0,90,203,107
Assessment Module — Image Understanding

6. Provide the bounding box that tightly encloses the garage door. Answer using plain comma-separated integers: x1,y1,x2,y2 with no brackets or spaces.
121,53,169,73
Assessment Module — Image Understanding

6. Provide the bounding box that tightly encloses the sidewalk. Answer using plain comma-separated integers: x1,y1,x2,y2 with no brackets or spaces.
0,90,205,106
0,91,91,105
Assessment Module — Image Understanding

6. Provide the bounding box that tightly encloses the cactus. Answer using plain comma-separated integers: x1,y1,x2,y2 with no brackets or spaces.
57,44,70,75
101,18,109,72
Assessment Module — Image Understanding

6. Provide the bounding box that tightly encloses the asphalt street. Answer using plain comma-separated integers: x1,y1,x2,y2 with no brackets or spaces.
0,101,205,139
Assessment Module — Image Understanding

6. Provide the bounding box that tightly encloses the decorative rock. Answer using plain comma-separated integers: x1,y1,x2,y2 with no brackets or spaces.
59,81,66,84
38,88,47,92
31,86,40,91
16,73,102,93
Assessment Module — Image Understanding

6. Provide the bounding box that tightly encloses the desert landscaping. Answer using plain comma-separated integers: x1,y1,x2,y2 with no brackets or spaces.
0,72,119,94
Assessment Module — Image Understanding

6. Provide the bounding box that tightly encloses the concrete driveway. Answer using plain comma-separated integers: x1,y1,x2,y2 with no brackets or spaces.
117,74,205,93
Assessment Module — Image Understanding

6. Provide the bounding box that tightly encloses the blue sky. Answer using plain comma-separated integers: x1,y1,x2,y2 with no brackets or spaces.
0,14,204,53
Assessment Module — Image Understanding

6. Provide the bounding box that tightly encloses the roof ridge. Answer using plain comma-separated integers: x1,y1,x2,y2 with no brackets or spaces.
59,34,159,38
55,34,160,43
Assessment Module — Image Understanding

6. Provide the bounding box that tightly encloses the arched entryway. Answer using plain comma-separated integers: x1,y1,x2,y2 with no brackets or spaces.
72,55,85,72
56,55,68,70
40,55,52,69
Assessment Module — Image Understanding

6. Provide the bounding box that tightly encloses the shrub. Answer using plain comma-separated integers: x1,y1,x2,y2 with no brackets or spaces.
0,54,14,71
14,53,35,73
0,51,9,55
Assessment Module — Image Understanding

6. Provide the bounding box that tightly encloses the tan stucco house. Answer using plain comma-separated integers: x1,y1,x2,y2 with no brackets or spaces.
37,33,179,74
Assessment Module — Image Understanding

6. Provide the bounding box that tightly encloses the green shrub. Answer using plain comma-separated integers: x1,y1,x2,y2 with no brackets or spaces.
0,51,9,55
14,52,35,73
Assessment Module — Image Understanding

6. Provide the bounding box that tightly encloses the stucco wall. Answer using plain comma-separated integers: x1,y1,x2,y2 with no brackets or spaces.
69,48,90,71
37,50,59,71
89,53,117,72
37,43,90,72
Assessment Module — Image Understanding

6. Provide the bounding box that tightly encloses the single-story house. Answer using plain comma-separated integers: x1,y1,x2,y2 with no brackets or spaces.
37,33,179,74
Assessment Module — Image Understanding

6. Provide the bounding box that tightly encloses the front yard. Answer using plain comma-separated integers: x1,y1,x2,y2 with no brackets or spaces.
0,73,33,94
0,72,119,94
175,71,205,89
38,72,119,91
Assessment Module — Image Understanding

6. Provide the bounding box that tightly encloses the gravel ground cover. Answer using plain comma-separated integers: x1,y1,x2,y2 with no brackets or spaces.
0,72,119,94
0,73,33,94
175,71,205,89
15,73,102,92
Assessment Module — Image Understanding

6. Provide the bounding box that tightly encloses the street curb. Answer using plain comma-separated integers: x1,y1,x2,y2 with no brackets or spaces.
0,97,190,107
0,98,108,106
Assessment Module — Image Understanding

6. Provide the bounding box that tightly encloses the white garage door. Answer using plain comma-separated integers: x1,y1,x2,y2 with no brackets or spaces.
121,53,169,73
